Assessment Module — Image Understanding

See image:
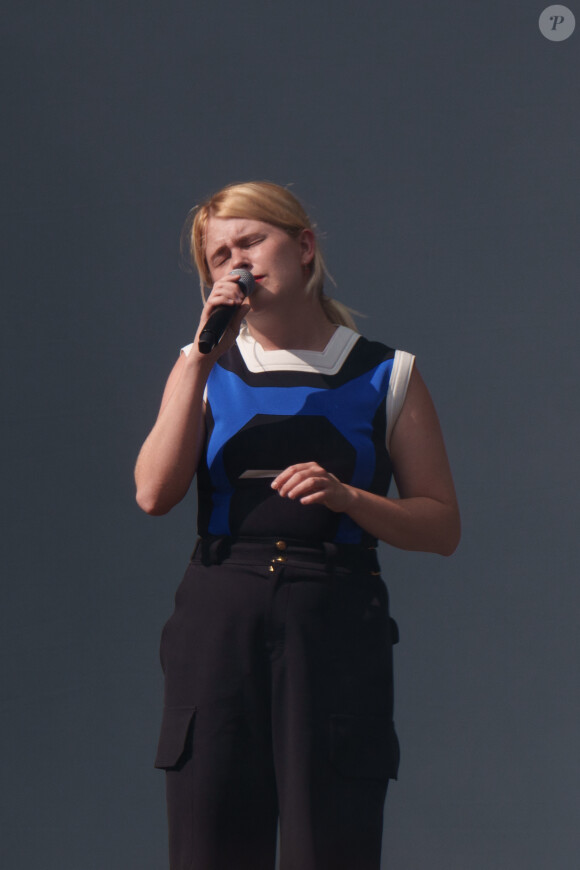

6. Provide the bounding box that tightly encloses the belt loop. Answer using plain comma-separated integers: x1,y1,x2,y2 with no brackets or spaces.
209,538,222,565
209,536,231,565
322,541,338,571
368,547,381,575
198,536,231,566
190,537,202,561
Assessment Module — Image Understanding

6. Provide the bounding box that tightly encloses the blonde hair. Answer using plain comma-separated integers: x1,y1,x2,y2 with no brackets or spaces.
180,181,358,330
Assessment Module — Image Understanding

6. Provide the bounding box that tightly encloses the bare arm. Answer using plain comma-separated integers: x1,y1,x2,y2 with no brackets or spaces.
134,277,250,515
134,352,211,515
271,367,461,555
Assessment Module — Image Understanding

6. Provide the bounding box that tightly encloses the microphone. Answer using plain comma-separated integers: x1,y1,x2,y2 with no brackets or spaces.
198,269,255,354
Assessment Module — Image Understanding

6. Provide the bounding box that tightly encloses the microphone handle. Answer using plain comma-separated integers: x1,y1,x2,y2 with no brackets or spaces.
198,305,239,354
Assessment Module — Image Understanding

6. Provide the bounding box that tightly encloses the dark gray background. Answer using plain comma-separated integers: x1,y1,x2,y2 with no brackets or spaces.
2,1,578,867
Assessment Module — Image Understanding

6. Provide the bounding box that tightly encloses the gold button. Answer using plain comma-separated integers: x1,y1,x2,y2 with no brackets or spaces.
275,554,287,562
275,540,287,551
269,565,275,573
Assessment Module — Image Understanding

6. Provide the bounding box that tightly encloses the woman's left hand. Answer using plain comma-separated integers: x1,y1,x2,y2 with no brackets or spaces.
271,462,353,513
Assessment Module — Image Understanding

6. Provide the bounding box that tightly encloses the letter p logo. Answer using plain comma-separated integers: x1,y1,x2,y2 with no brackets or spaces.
539,6,576,40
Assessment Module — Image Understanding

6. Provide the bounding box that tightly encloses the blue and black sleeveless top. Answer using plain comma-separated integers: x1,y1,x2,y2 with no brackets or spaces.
182,326,414,546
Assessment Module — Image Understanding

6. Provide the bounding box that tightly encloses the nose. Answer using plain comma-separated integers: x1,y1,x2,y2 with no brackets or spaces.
230,247,251,270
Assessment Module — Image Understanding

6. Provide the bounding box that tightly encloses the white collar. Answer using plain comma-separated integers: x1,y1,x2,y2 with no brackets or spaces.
236,324,360,374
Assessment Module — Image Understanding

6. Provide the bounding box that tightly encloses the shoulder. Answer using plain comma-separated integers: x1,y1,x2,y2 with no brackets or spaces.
350,333,415,390
348,335,416,448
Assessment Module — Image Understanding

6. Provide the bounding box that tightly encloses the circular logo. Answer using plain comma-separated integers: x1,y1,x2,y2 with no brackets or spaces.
539,5,576,40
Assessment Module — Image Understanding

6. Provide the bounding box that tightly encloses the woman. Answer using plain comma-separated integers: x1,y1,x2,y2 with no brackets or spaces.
135,181,460,870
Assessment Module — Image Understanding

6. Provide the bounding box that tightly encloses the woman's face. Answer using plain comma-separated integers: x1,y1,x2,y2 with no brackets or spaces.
204,216,314,311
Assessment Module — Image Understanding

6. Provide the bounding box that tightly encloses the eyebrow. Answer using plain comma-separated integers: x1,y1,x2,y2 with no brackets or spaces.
207,232,264,265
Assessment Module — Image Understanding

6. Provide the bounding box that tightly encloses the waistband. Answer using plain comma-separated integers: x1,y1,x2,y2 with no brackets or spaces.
191,536,381,575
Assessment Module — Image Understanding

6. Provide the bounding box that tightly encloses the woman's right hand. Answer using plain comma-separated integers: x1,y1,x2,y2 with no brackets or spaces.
189,274,252,366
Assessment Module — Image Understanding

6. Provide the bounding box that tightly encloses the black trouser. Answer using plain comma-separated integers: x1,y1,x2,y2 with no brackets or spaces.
155,537,400,870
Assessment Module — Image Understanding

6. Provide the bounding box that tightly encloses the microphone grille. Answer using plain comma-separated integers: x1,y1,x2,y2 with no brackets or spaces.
229,268,255,297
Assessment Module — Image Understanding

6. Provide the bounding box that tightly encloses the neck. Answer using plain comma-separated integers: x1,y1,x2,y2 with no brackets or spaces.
245,300,338,351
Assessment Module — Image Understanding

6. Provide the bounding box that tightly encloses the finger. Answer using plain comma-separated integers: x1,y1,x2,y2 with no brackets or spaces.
206,287,245,309
271,468,296,490
285,476,328,500
209,275,247,297
299,490,328,505
272,463,321,490
215,273,249,294
274,470,309,496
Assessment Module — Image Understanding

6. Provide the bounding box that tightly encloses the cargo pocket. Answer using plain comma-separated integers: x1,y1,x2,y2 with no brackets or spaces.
329,714,400,781
154,706,197,770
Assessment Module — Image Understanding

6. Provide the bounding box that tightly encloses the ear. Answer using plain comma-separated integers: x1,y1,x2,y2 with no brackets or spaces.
298,228,316,266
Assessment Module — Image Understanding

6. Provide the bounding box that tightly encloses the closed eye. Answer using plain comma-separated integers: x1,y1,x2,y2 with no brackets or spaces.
208,235,265,268
242,235,264,248
209,247,230,267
